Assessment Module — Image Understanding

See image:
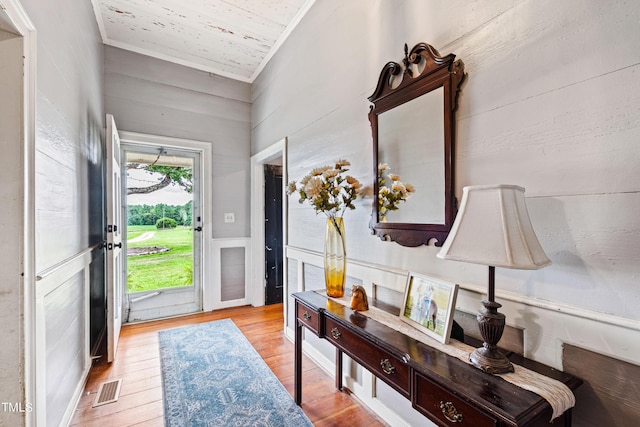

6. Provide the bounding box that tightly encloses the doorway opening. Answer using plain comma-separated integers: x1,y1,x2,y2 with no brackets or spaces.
121,143,203,322
264,163,283,305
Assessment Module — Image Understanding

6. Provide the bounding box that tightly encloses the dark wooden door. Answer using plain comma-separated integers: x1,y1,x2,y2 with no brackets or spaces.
264,164,283,305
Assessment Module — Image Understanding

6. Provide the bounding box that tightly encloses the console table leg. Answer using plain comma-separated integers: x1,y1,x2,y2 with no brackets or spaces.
336,348,343,391
295,320,303,405
565,408,573,427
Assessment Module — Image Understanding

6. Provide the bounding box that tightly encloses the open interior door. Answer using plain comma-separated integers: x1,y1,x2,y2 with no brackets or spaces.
106,114,123,362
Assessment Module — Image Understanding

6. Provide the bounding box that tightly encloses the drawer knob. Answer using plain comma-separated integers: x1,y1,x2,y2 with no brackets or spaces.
331,327,342,340
380,358,395,375
440,401,463,423
303,311,311,321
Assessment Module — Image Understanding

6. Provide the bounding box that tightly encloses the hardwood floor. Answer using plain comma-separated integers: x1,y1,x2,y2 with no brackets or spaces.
71,304,388,426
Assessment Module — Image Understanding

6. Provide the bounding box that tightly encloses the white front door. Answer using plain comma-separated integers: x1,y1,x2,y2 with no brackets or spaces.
106,114,123,362
121,143,203,322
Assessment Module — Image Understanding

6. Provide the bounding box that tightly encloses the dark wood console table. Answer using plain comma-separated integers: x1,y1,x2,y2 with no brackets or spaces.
293,291,582,426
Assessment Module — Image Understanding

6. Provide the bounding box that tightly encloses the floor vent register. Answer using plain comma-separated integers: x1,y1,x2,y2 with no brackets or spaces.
92,379,122,407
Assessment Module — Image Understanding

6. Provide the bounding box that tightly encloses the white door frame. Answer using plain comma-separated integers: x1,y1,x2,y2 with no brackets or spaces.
119,131,213,313
250,138,288,311
1,1,37,425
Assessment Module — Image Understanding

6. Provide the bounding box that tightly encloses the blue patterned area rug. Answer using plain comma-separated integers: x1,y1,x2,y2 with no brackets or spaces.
159,319,313,427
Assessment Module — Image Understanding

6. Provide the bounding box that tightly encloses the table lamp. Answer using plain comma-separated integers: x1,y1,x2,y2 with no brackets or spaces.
437,185,551,374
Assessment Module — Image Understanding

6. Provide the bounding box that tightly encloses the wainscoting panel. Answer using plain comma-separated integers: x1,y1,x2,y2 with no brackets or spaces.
564,344,640,426
36,245,99,427
220,247,246,301
207,238,251,310
44,271,86,427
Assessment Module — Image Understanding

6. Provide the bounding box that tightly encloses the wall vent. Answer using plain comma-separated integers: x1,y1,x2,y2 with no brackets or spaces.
92,379,122,407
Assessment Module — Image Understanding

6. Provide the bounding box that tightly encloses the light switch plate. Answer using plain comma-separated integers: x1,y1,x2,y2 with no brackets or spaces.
224,212,235,223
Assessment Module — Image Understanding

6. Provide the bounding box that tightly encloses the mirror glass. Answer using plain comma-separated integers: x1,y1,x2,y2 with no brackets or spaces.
377,87,445,224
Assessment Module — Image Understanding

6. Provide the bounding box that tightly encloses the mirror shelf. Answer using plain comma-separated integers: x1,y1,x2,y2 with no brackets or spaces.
369,42,465,247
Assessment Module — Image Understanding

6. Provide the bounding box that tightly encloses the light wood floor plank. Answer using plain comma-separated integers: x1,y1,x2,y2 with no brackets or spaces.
70,304,387,426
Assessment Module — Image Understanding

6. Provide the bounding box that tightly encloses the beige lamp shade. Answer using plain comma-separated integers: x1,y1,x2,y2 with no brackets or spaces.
437,185,551,269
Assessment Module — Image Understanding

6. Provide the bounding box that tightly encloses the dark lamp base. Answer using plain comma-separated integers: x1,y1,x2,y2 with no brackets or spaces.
471,299,515,374
470,345,514,374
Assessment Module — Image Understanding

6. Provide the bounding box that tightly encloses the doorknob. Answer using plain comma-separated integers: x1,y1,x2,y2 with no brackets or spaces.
194,226,202,232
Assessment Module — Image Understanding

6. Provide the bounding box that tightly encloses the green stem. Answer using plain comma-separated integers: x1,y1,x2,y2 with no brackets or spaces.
330,217,343,238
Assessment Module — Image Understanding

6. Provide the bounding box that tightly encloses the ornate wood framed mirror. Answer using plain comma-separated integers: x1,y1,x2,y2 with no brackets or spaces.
369,42,465,246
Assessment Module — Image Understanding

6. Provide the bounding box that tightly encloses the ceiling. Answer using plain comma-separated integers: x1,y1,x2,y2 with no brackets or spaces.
91,0,315,83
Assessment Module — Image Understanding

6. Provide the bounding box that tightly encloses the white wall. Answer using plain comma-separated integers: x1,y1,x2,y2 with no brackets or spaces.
18,0,106,424
254,0,640,332
104,47,253,309
104,46,252,239
0,27,26,427
252,0,640,425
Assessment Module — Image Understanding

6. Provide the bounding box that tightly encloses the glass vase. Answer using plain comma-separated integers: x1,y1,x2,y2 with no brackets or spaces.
324,217,346,298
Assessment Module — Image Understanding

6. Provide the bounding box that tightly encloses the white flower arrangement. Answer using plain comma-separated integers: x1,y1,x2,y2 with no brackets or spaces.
377,163,415,221
287,159,362,218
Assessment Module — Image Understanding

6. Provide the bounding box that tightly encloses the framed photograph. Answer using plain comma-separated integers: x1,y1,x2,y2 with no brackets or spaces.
400,273,459,344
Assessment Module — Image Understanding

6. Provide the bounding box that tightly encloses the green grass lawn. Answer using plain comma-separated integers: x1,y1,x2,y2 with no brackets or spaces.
127,225,193,293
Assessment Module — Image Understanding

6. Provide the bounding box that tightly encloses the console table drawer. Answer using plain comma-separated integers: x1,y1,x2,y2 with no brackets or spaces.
325,317,410,397
414,371,497,427
296,301,321,335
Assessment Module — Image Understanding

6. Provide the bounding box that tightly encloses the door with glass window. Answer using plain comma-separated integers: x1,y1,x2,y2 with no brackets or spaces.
121,143,202,322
